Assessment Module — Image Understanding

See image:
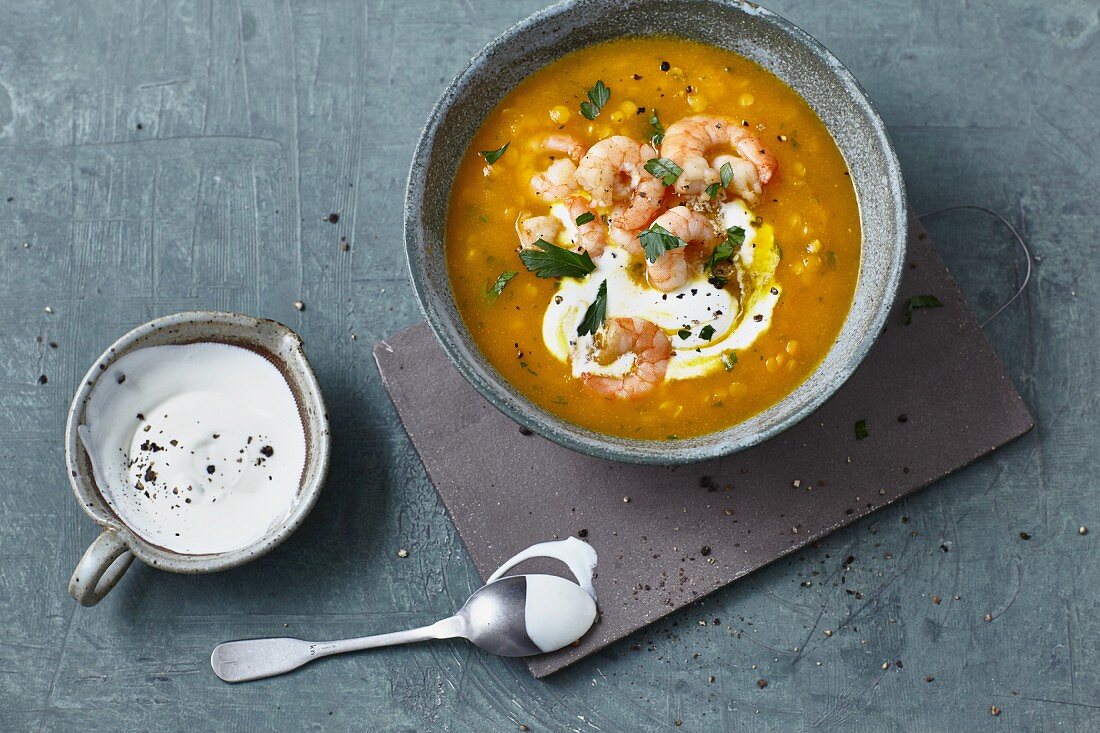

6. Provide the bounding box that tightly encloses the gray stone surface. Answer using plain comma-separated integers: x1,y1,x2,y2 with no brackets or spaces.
0,1,1095,731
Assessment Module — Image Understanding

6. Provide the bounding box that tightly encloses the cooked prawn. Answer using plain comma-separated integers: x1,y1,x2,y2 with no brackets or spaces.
540,133,587,163
564,195,606,257
661,115,777,198
712,153,763,203
575,136,666,227
531,158,578,203
608,204,643,254
517,215,562,249
646,206,717,292
581,317,671,399
528,134,587,204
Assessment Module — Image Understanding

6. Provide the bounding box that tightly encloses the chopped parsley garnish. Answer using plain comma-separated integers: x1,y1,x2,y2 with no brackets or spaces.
649,109,665,146
580,80,611,120
644,157,683,186
699,324,716,341
639,223,687,263
677,328,692,340
577,280,608,336
704,226,744,287
706,239,734,273
854,419,869,440
705,182,721,199
719,161,735,189
518,238,596,279
904,294,944,324
575,211,595,226
485,271,517,302
721,351,738,371
479,142,510,165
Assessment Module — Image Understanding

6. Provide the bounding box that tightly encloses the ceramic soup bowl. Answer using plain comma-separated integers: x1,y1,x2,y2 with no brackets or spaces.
404,0,907,464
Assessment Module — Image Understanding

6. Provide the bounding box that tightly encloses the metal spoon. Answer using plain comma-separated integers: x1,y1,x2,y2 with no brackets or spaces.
210,574,596,683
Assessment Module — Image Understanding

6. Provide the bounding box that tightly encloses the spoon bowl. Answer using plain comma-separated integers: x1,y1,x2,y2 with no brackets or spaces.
463,574,597,657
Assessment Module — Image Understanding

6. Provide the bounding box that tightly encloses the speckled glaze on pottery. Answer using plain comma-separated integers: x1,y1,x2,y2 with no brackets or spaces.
66,311,331,606
405,0,907,465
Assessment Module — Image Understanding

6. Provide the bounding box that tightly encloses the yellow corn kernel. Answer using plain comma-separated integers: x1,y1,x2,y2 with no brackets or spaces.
765,357,780,373
619,100,638,116
523,283,539,300
728,382,748,397
549,105,571,125
787,359,799,372
786,339,800,357
687,94,708,112
792,161,807,177
669,66,684,79
806,239,822,254
610,111,625,124
774,352,786,366
739,92,755,107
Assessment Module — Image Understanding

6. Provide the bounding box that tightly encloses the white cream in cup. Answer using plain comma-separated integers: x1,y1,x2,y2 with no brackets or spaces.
65,312,330,606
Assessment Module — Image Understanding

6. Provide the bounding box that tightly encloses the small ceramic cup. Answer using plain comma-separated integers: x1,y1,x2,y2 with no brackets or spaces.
65,311,330,606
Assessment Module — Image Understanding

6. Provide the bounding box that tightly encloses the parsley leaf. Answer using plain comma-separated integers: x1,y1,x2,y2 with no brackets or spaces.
479,142,510,165
706,240,734,273
854,419,869,440
638,223,687,263
575,211,595,226
485,271,517,302
649,109,666,146
904,294,944,325
704,226,743,287
580,80,611,120
705,182,721,199
719,161,734,189
644,157,683,185
577,280,608,336
699,324,716,341
589,80,610,107
721,351,738,371
677,328,692,340
518,239,596,279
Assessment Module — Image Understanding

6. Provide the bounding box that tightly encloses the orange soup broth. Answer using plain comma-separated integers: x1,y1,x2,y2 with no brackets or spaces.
445,37,860,440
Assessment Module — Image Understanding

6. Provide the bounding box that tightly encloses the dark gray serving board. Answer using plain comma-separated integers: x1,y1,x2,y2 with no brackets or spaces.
374,214,1033,677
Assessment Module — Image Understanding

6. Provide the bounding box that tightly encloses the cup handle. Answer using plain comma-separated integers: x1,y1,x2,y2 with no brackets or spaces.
69,529,134,606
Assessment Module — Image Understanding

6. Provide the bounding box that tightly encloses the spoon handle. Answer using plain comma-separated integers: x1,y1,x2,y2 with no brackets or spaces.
210,617,464,683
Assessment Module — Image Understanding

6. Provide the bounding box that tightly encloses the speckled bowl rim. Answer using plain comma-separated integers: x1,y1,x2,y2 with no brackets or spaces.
64,311,331,574
404,0,907,465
